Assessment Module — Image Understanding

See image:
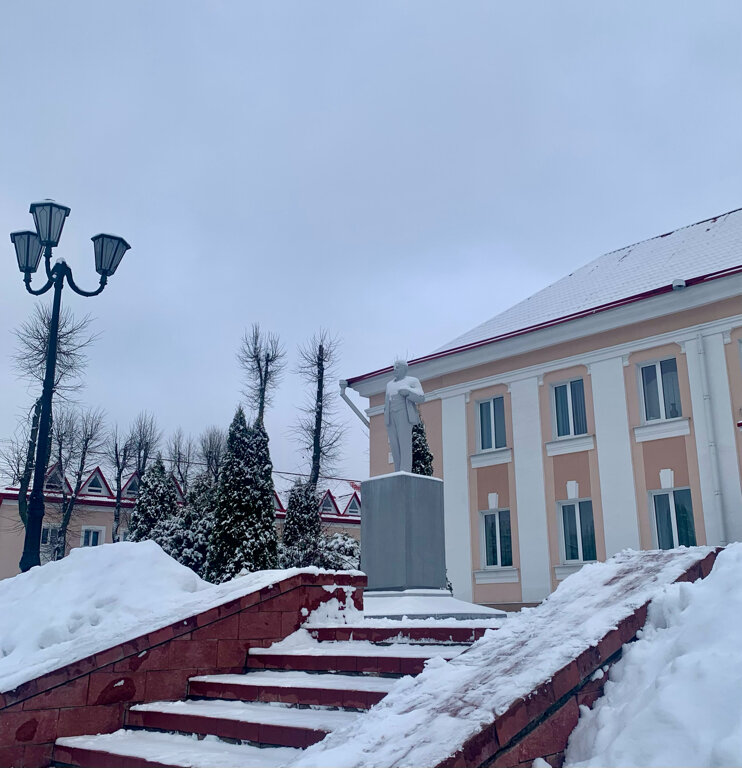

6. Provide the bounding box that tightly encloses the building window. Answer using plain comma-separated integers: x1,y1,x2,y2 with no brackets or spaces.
81,527,104,547
481,509,513,567
86,474,104,494
347,496,361,516
41,526,59,547
559,500,597,562
320,495,335,514
553,379,588,437
640,358,682,421
652,489,696,549
124,477,139,497
478,396,507,451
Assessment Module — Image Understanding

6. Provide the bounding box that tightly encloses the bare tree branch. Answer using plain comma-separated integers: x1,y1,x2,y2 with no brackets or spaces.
167,427,195,495
13,303,99,398
50,406,106,560
130,411,162,476
237,323,286,425
294,330,344,487
198,426,227,484
105,423,135,542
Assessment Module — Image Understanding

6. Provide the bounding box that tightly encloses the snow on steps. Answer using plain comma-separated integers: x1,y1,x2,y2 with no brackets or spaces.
293,547,721,768
52,624,480,768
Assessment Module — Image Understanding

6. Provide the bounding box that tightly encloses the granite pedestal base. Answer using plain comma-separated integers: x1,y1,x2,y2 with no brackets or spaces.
360,471,446,591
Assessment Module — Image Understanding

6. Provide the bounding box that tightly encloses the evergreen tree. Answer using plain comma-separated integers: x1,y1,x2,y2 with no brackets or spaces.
281,480,321,567
246,420,279,571
319,532,360,570
205,407,278,582
412,421,434,476
128,455,179,542
157,474,216,577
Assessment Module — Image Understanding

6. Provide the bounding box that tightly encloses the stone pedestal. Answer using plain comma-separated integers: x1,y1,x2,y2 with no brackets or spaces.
361,472,446,591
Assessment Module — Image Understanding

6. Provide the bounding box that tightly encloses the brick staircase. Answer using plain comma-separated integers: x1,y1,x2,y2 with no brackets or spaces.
52,623,492,768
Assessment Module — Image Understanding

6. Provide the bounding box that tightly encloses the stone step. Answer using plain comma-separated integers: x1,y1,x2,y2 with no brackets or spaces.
247,640,469,675
189,670,399,709
126,699,360,749
307,625,490,644
54,729,301,768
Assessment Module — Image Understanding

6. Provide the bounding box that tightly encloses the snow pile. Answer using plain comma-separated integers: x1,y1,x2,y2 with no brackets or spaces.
565,543,742,767
293,547,713,768
0,541,357,693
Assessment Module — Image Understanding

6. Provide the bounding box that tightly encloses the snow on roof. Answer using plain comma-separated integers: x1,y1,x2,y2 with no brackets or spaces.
437,207,742,354
273,473,362,516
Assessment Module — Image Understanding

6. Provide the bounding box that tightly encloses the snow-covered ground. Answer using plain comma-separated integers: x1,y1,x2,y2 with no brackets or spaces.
565,542,742,767
0,541,356,693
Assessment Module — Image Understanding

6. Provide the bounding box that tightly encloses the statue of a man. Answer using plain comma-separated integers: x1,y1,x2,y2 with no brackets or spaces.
385,359,425,473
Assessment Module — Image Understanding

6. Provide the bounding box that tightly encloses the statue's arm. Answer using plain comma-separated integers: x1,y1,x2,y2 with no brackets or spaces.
405,378,425,404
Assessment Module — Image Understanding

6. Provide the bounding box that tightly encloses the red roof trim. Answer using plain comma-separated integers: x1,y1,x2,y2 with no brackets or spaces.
342,491,361,516
319,490,341,515
346,264,742,386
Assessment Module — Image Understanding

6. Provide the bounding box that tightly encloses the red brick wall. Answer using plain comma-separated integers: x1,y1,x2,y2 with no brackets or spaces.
0,571,365,768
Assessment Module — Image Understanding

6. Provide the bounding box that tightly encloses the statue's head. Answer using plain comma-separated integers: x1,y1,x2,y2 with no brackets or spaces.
393,359,408,379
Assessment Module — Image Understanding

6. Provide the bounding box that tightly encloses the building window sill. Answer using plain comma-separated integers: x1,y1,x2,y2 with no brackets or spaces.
470,447,512,468
545,434,595,457
634,417,690,443
474,567,519,584
554,562,590,581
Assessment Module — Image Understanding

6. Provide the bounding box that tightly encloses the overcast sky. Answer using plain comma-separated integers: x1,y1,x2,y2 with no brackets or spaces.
1,1,740,482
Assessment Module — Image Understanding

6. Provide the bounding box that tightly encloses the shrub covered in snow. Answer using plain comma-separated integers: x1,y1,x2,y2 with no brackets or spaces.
128,455,179,543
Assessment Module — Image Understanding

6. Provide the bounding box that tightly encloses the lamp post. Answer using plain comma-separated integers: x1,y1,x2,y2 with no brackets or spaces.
11,200,130,572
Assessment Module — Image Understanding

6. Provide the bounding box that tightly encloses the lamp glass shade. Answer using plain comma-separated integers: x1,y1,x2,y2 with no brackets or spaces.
10,231,44,273
92,234,130,276
30,200,70,246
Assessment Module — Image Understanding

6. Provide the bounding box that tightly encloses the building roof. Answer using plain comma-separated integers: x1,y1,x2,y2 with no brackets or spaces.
436,206,742,354
347,206,742,387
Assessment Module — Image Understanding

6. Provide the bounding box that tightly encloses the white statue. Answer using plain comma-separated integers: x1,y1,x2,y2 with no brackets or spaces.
385,359,425,473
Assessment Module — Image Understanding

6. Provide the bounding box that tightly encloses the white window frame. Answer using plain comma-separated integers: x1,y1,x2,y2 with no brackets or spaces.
80,526,106,547
638,357,682,423
478,508,512,569
347,497,361,516
649,488,695,549
551,378,587,439
476,396,507,452
557,498,596,563
41,525,60,547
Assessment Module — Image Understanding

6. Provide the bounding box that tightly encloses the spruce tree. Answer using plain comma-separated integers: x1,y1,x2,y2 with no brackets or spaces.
158,474,216,577
128,455,179,542
281,480,321,567
412,421,434,476
205,407,278,582
245,420,279,571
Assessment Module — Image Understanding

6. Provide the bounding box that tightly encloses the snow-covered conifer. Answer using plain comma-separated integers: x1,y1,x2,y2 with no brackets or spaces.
281,480,321,567
319,532,360,570
412,421,434,476
128,455,178,542
205,408,278,582
158,474,216,577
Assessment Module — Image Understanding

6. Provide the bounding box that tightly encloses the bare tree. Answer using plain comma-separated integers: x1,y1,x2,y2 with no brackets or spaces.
106,423,134,542
7,305,97,529
13,304,98,398
49,407,106,560
0,400,42,527
198,426,227,484
295,330,344,488
130,411,162,476
237,323,286,425
167,427,195,495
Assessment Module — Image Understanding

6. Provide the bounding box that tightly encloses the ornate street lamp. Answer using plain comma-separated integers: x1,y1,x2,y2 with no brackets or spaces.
10,200,130,572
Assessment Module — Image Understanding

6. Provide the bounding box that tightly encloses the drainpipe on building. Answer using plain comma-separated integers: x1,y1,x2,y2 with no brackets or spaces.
339,380,370,429
696,332,726,544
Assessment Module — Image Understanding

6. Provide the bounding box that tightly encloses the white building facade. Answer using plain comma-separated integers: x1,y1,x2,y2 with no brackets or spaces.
349,209,742,609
